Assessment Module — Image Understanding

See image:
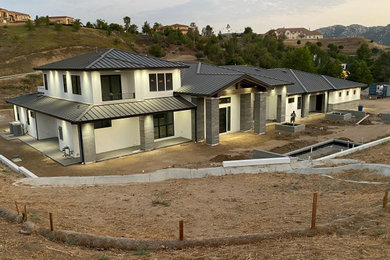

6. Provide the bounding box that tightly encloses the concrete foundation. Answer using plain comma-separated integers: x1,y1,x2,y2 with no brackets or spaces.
275,123,305,133
325,112,352,121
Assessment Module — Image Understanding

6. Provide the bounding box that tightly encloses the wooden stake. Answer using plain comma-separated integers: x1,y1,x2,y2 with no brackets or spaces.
15,201,20,215
311,193,318,230
383,191,388,208
179,220,184,241
49,213,54,231
23,205,27,222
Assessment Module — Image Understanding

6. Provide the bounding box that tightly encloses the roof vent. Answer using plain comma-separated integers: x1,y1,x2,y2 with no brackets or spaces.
196,62,202,74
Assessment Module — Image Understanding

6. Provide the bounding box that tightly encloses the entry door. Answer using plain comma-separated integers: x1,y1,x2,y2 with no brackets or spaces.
219,107,231,133
316,94,323,111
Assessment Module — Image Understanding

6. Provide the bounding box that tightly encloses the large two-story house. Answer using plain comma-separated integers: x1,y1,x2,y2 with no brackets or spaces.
7,49,365,165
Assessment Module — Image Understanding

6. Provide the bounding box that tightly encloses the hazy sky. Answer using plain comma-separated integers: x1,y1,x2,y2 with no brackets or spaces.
3,0,389,33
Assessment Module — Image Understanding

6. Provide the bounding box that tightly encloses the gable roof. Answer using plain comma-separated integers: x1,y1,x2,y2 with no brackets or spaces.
176,62,291,96
34,49,188,71
7,93,195,123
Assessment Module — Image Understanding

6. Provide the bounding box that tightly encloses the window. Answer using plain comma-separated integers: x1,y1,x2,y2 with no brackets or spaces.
30,111,35,118
219,97,231,104
339,92,342,97
158,73,165,91
149,73,173,92
165,73,173,90
63,75,67,93
71,75,81,95
26,110,30,125
149,74,157,92
44,74,48,90
297,97,302,110
288,97,294,103
101,75,122,101
154,112,174,139
94,119,112,129
347,91,349,96
58,126,63,140
353,90,356,95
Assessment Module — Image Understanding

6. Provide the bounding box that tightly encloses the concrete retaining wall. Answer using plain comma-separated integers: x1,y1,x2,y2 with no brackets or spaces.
325,112,352,121
222,157,290,167
380,113,390,123
335,109,366,118
275,123,305,133
0,154,38,178
253,149,287,159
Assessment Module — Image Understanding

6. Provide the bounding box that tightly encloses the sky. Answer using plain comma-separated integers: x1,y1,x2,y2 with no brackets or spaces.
2,0,389,33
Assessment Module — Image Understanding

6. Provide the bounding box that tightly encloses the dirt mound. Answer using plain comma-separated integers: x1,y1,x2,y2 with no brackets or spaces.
331,169,390,182
209,153,250,162
270,140,316,154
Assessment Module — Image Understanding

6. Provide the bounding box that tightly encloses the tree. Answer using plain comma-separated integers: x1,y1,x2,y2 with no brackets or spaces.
128,24,138,34
348,60,373,84
243,27,253,34
109,23,124,33
34,15,41,27
149,44,163,57
43,16,50,26
373,51,390,82
356,43,373,66
72,19,82,31
25,20,34,31
142,21,151,35
96,19,109,30
123,16,131,32
282,47,316,73
153,22,162,32
320,60,343,78
202,25,214,36
85,21,94,28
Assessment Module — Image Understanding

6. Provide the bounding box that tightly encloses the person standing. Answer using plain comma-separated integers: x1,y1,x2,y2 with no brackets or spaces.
290,111,296,125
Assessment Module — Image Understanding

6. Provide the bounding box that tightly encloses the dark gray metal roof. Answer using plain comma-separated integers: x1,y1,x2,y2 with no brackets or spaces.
266,68,366,95
7,93,195,123
35,49,188,71
176,63,290,96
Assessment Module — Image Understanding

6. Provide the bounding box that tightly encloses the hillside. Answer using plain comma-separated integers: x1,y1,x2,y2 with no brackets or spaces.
284,37,390,55
0,25,196,77
317,24,390,46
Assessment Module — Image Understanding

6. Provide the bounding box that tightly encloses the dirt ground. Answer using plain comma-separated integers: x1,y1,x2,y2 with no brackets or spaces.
2,160,390,259
1,104,390,177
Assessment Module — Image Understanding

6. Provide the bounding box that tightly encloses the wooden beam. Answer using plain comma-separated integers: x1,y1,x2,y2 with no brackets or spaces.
218,87,259,97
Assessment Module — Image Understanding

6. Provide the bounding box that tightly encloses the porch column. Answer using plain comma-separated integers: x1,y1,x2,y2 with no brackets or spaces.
206,97,219,146
81,123,96,163
139,115,154,151
301,94,310,118
254,92,267,134
196,97,205,142
322,92,328,113
276,93,286,123
240,93,252,131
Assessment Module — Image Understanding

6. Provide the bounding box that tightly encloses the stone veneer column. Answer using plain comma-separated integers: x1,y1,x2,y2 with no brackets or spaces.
196,97,205,142
206,97,219,146
81,123,96,163
276,94,286,123
254,92,267,134
301,94,310,118
139,115,154,151
240,93,252,131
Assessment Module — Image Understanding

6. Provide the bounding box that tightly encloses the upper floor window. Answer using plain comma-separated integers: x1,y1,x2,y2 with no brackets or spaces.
149,73,173,92
288,97,294,103
43,74,48,90
101,75,122,101
63,75,67,93
71,75,81,95
94,119,112,129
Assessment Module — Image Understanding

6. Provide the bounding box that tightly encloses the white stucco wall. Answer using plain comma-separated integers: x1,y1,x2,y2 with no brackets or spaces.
174,110,192,139
41,70,95,104
133,69,181,100
328,88,360,105
56,119,80,158
14,106,37,138
35,112,57,139
285,95,302,119
94,117,140,154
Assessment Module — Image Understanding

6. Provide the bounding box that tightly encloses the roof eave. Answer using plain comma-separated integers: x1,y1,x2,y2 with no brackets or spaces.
33,65,190,71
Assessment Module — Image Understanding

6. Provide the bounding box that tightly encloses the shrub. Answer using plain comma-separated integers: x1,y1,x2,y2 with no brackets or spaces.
148,44,163,57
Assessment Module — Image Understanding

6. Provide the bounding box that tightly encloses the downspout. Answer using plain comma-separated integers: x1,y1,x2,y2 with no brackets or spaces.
78,123,85,164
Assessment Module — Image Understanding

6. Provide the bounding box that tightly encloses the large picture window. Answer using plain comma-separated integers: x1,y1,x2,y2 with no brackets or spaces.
101,75,122,101
71,75,82,95
153,112,174,139
63,75,68,93
149,73,173,92
44,74,48,90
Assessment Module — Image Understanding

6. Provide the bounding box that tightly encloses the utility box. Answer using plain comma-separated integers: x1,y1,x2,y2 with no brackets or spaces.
10,122,25,136
369,84,389,98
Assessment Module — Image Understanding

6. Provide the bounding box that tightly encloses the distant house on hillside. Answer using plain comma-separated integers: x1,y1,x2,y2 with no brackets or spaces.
159,24,189,34
270,27,323,40
49,16,74,25
0,8,30,24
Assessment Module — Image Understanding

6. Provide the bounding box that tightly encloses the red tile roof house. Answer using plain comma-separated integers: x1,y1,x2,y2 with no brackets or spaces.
7,49,364,165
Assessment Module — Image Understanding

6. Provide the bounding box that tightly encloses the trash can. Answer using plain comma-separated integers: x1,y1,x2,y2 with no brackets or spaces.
358,105,363,112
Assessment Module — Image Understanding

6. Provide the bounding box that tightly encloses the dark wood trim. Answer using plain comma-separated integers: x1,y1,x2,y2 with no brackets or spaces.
218,87,260,97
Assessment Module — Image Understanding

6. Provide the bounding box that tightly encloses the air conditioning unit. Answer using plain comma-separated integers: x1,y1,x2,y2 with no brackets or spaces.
12,122,25,136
